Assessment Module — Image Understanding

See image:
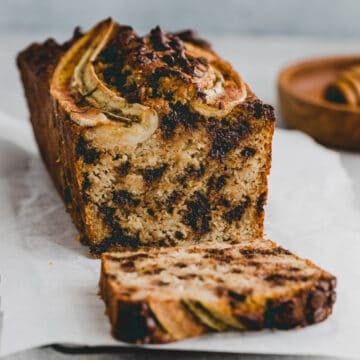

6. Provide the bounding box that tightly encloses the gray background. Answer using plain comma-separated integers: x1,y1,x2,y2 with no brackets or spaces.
1,0,360,38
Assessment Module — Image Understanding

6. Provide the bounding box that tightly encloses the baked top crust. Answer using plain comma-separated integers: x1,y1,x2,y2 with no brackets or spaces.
50,18,248,144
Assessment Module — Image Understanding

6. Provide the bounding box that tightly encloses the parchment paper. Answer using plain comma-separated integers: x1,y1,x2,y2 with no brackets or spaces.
1,111,359,358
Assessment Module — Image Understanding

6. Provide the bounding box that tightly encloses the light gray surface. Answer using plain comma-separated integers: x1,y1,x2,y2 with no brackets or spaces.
1,347,348,360
2,0,360,38
1,31,360,359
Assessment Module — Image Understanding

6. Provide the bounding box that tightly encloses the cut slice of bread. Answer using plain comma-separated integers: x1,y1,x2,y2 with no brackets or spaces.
100,238,336,344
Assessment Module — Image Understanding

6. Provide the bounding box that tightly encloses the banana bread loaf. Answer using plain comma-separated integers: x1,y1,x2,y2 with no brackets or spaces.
17,19,275,255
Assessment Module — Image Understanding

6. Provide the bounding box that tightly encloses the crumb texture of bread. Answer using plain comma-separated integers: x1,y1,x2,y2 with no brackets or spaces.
17,18,275,255
100,238,336,344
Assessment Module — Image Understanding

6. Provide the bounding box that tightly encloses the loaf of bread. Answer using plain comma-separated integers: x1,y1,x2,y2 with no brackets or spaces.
17,18,274,255
100,238,336,344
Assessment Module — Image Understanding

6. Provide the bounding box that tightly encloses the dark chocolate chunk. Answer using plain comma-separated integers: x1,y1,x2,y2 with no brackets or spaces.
91,226,141,254
228,290,247,302
240,246,292,259
182,191,211,235
76,136,100,164
167,190,182,205
174,262,187,268
162,54,175,66
174,231,184,240
114,301,157,342
264,273,310,285
146,208,155,217
155,280,170,286
116,161,131,176
140,164,167,185
236,313,264,330
242,98,275,121
208,174,227,191
150,26,170,51
223,196,250,223
178,273,198,280
208,117,250,161
112,190,140,207
82,172,91,190
185,164,205,178
256,192,267,216
160,103,201,138
240,147,256,158
98,206,117,227
143,267,164,275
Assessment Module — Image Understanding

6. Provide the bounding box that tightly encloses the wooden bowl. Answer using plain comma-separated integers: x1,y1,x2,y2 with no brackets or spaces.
278,55,360,151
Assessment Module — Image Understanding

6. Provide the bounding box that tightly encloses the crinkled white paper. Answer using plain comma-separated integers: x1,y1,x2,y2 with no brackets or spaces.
1,111,359,358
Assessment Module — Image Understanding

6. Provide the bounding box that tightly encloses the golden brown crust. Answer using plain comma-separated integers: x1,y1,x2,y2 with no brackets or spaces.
99,239,336,344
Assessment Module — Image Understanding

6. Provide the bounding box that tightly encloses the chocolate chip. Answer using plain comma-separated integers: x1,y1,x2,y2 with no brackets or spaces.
160,103,201,138
182,191,211,235
150,26,171,51
76,136,101,164
256,192,267,216
174,262,187,268
265,298,304,329
112,190,140,207
117,161,131,176
162,54,175,66
114,301,156,342
264,273,310,285
140,164,167,185
208,117,250,161
147,208,155,217
223,196,250,223
178,273,197,280
241,99,275,121
155,280,170,286
174,231,184,240
82,172,91,190
236,313,264,330
240,246,291,259
185,164,205,178
98,206,117,227
240,147,256,158
208,174,227,191
228,290,247,302
143,267,164,275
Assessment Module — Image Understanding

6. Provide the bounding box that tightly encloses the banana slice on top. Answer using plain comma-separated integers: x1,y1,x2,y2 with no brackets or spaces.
50,19,158,146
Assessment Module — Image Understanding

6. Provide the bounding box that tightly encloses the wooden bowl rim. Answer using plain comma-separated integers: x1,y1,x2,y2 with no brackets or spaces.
278,54,360,115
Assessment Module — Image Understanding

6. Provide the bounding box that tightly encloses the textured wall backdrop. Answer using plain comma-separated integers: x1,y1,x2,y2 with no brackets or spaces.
1,0,359,37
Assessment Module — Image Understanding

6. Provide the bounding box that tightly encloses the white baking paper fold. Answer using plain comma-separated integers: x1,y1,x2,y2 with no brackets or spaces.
0,111,359,358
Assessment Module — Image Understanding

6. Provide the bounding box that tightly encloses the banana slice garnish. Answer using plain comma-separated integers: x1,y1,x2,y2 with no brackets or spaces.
50,18,247,148
185,43,247,118
50,19,158,146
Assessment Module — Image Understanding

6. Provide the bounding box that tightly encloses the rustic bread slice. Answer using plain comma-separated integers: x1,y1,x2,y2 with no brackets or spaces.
17,19,274,255
100,238,336,344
